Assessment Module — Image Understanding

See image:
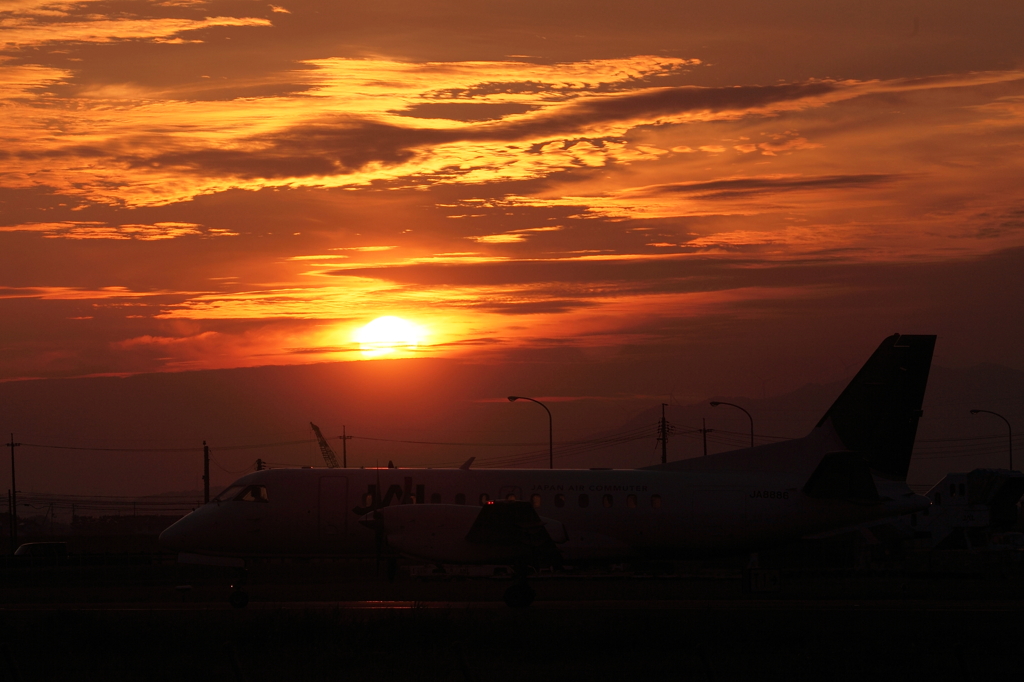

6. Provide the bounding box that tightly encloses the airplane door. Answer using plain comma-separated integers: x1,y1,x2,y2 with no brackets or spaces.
319,477,349,539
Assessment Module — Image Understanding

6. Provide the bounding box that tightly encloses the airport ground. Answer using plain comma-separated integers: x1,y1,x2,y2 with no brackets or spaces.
2,550,1024,681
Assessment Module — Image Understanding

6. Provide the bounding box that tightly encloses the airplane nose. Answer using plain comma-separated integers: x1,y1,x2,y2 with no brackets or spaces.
159,519,188,552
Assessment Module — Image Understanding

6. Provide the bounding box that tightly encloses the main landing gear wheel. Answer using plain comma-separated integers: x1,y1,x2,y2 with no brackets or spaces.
229,591,249,609
503,582,536,608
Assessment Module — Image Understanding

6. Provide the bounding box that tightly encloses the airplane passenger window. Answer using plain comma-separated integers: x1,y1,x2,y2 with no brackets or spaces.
430,493,442,504
531,494,541,508
949,483,956,497
651,494,662,509
626,494,637,508
213,485,244,503
480,493,489,505
455,493,466,505
554,494,565,508
238,485,268,502
363,493,373,507
578,494,589,508
602,494,613,508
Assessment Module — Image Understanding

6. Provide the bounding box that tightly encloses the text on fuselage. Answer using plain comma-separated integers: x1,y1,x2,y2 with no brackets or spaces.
531,484,649,492
750,490,789,499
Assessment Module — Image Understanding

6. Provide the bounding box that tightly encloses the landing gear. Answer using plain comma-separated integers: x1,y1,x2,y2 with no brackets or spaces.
503,581,535,608
503,563,535,608
229,590,249,609
229,566,249,609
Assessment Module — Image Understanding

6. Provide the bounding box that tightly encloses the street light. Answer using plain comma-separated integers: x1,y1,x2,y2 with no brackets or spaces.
710,402,754,448
970,409,1013,471
508,396,553,469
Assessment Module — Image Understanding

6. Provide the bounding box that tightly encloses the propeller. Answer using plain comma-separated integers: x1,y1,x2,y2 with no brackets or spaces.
356,463,395,579
373,464,384,574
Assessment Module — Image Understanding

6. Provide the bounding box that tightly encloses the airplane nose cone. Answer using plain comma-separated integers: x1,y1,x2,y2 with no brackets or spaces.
159,518,188,552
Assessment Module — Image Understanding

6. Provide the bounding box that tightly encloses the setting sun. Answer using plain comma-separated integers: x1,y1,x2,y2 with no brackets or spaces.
353,316,426,357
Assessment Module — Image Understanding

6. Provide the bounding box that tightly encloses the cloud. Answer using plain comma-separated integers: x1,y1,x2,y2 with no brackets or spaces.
0,221,235,240
147,81,842,178
500,173,903,221
625,174,900,200
3,48,1019,206
0,16,272,47
0,60,71,97
469,226,562,244
0,285,182,300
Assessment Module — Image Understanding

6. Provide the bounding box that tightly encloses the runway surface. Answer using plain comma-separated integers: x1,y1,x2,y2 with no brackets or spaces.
3,597,1022,680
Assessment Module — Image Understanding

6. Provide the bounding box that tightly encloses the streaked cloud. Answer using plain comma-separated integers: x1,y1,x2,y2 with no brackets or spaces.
0,15,271,47
470,226,562,244
0,285,186,300
2,56,1020,209
0,221,235,240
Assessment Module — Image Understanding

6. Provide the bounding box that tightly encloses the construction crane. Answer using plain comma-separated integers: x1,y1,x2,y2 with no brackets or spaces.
310,422,340,468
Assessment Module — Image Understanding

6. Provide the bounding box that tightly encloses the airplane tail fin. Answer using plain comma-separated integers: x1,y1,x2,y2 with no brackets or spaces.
641,333,935,483
814,333,935,482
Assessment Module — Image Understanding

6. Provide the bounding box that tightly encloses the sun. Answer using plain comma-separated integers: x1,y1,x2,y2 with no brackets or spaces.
353,316,426,357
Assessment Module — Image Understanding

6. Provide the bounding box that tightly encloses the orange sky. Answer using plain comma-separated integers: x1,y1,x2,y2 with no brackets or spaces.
1,2,1024,489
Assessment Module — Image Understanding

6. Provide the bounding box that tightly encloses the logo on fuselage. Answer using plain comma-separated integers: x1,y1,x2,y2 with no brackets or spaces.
351,476,424,515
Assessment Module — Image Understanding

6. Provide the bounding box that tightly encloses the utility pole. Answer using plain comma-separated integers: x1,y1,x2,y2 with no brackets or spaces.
659,403,669,464
202,441,210,504
7,434,20,554
340,426,352,468
700,418,714,457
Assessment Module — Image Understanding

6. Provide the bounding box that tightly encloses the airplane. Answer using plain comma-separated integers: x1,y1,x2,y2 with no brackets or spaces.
159,333,936,607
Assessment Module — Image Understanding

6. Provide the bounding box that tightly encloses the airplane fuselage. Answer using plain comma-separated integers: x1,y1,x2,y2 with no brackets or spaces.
160,466,929,563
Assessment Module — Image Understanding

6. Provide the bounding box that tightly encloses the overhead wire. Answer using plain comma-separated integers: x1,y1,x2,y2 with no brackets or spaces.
12,424,1017,468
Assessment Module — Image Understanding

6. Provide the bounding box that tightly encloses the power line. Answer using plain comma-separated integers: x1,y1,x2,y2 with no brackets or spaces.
13,428,1018,467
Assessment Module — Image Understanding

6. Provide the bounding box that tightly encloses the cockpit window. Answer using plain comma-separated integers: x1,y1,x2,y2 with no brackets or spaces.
238,485,269,502
213,485,244,503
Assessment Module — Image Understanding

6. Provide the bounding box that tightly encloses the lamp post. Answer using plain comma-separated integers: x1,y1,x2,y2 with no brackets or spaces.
970,409,1013,471
710,402,754,448
508,396,553,469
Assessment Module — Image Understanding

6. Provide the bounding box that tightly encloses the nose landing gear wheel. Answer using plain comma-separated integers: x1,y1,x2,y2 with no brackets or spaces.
503,582,535,608
229,591,249,609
